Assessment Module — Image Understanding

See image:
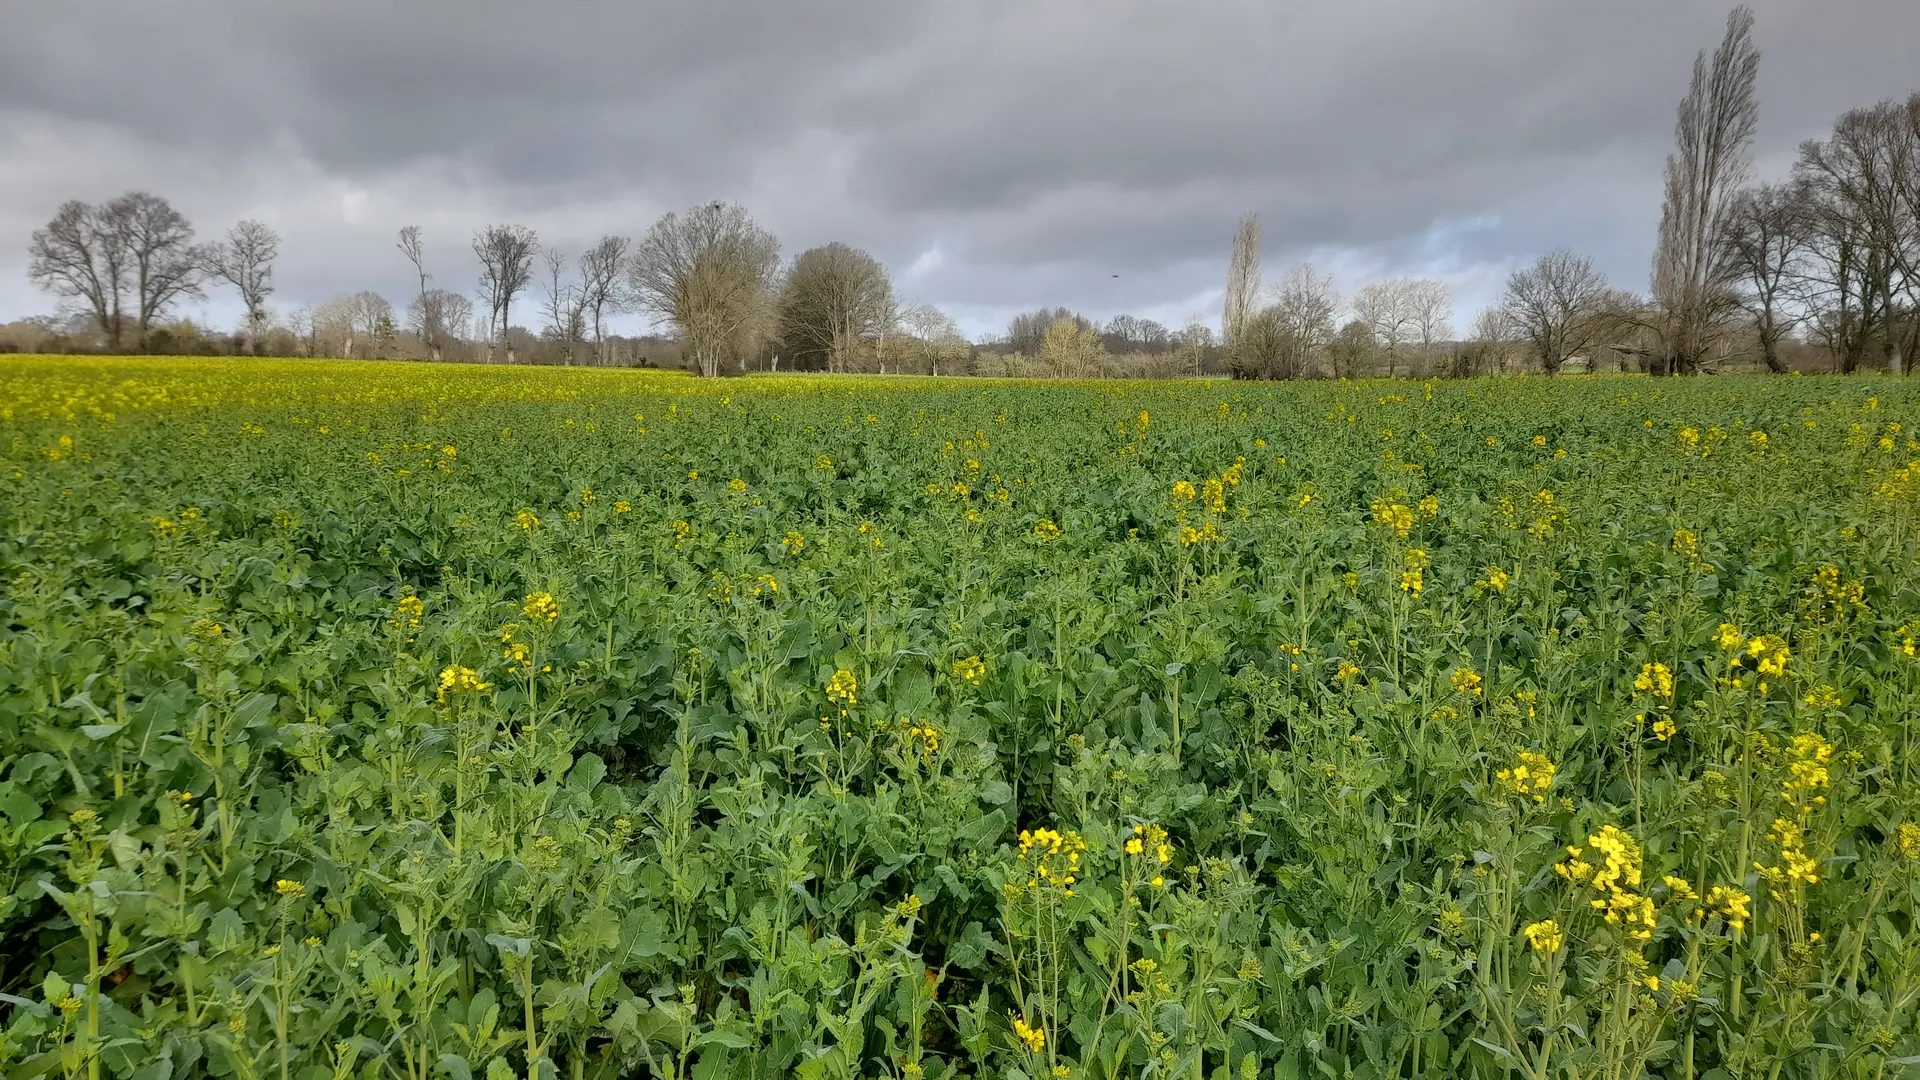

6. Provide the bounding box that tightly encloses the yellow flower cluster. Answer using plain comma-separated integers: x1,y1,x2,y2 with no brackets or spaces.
1451,666,1484,698
1474,565,1510,595
952,655,987,686
1780,731,1833,810
1399,548,1429,597
1756,817,1821,898
1171,479,1196,504
1802,564,1866,624
1633,661,1678,740
902,721,941,760
1032,519,1062,542
1124,823,1174,886
826,668,858,707
1178,522,1223,548
1370,499,1415,538
1802,684,1841,709
1745,634,1790,677
781,529,806,554
1494,750,1555,805
1672,528,1700,560
1556,824,1655,940
1659,874,1749,933
1896,822,1920,861
1011,1015,1046,1052
515,508,541,533
501,625,537,674
436,665,492,703
1704,885,1752,933
391,594,424,632
1015,827,1087,893
273,878,308,899
1521,919,1564,954
522,592,560,625
1634,662,1674,699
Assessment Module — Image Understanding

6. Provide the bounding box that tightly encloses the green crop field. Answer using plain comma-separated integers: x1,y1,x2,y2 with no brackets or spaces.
4,355,1920,1080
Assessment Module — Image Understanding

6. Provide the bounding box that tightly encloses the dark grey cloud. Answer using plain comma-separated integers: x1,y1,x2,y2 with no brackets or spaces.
3,0,1915,341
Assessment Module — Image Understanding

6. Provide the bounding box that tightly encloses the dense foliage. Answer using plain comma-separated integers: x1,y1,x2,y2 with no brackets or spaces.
4,356,1920,1080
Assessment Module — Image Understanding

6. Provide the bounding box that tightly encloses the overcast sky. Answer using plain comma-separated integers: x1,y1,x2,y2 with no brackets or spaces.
2,0,1915,342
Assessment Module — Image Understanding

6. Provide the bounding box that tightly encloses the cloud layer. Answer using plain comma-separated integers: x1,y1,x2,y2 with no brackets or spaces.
3,0,1915,340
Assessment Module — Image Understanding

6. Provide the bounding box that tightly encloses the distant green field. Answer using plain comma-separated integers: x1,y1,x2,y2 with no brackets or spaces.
4,356,1919,1079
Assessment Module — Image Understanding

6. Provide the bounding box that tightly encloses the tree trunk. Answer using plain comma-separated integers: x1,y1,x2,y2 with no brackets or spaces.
1761,335,1786,373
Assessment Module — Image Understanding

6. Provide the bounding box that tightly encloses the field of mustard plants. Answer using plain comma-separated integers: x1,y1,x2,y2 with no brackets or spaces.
4,355,1920,1080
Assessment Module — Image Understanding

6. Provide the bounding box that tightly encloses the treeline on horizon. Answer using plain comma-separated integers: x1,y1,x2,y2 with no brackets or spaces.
8,8,1918,380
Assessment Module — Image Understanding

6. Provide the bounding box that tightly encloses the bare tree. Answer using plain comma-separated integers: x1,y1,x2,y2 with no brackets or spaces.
577,235,629,365
873,285,900,374
901,302,967,375
473,224,538,363
1327,319,1375,379
1408,279,1454,354
538,247,586,364
1794,98,1920,373
113,193,208,351
396,226,441,361
312,295,357,358
1179,316,1214,376
283,306,315,358
29,192,204,351
1006,308,1091,354
1223,213,1261,356
1103,313,1144,352
1649,6,1761,375
208,220,278,354
346,292,394,359
1040,317,1104,377
1353,280,1422,376
27,200,128,348
1502,250,1613,375
1725,182,1810,372
774,243,893,373
1230,307,1300,380
628,201,781,378
1267,264,1340,377
1457,306,1517,376
407,290,472,358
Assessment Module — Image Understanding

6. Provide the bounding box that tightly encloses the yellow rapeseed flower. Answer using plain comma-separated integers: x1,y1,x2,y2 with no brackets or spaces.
952,655,987,686
522,592,560,625
1705,885,1751,933
436,665,492,703
1634,662,1674,699
1521,919,1564,953
826,668,858,707
1894,822,1920,861
1495,750,1556,804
